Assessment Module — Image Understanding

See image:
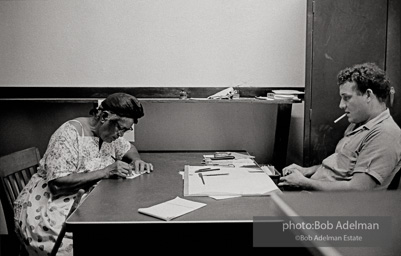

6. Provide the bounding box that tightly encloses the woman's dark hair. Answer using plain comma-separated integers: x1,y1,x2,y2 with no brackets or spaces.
90,93,144,123
337,62,390,102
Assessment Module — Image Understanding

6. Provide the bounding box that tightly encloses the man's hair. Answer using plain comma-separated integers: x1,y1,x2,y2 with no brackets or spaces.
337,62,391,102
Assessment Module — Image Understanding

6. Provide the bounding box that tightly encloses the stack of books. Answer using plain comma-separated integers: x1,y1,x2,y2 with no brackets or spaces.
255,89,304,101
202,152,256,167
271,89,303,101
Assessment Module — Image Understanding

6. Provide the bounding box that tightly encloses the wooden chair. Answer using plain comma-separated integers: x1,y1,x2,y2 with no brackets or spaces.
0,147,41,256
0,147,84,255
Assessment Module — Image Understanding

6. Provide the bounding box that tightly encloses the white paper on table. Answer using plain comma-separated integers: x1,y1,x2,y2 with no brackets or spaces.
209,195,241,200
184,165,280,196
138,196,206,221
126,171,146,179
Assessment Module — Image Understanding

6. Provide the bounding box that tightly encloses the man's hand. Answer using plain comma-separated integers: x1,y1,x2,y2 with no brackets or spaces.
282,164,316,178
278,169,308,188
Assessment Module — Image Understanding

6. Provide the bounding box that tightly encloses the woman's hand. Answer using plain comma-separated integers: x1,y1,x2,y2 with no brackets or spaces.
130,160,153,174
103,160,131,179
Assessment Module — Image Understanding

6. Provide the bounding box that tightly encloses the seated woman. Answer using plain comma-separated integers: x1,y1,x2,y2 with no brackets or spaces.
13,92,153,255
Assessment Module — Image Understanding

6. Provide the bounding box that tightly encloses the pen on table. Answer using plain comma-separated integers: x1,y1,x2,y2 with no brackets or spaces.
198,173,205,184
240,165,260,168
334,113,346,123
203,173,229,176
209,163,235,167
195,168,220,173
111,155,133,177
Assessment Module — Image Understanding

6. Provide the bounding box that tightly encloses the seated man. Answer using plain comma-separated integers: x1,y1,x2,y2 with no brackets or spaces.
279,62,401,191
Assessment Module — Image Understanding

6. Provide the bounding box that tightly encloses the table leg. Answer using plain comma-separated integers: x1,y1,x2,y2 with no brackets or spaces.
272,104,292,173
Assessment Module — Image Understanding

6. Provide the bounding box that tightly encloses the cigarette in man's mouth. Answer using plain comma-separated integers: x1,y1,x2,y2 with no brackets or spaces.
334,113,347,123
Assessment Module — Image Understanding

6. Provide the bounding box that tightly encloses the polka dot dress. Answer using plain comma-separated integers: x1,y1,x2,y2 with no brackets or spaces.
13,120,130,256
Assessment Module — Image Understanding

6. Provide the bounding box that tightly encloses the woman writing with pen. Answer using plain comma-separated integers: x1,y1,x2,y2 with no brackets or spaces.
13,92,153,256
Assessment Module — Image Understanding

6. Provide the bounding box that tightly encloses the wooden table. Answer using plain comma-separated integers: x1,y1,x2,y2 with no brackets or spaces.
66,152,309,255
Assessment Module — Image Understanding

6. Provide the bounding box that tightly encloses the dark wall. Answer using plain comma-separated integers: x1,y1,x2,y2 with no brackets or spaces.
0,101,94,157
0,100,302,164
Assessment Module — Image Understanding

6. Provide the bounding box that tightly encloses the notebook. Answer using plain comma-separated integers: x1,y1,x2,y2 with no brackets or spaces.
138,197,206,221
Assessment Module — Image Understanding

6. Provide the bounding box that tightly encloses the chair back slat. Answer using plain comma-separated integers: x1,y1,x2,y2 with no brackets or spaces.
20,170,30,187
26,167,36,181
29,168,36,178
2,178,16,207
5,175,20,205
14,172,26,193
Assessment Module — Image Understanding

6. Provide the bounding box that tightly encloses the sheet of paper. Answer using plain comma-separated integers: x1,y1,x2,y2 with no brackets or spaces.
209,195,241,200
184,165,280,196
255,96,274,101
138,196,206,221
126,171,147,179
272,89,304,95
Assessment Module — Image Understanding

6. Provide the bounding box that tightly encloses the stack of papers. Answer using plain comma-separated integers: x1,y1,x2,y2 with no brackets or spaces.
184,165,280,196
272,90,303,100
138,197,206,221
255,89,303,101
202,152,256,167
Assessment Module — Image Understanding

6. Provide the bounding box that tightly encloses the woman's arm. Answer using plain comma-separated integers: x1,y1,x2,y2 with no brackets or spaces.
48,160,131,198
122,142,142,163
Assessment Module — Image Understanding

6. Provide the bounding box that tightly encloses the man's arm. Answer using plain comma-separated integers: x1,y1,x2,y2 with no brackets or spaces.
279,170,377,191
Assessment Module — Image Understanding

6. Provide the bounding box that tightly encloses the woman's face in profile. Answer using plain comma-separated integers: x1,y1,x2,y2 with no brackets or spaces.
99,116,135,143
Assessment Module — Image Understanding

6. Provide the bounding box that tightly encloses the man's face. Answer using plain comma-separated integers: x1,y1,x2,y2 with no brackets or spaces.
339,81,370,125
